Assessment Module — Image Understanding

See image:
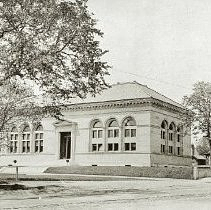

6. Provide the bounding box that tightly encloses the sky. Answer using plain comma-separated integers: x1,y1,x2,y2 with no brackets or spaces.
87,0,211,103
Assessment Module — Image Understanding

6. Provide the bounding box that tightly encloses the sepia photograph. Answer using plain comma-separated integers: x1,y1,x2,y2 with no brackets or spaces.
1,0,211,209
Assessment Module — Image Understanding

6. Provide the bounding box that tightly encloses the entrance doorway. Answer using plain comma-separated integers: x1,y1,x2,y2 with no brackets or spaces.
60,132,71,159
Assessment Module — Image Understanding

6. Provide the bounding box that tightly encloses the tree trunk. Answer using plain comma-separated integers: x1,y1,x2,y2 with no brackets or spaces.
209,138,211,166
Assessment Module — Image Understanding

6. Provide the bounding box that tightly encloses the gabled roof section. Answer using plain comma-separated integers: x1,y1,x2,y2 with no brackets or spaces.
70,81,183,108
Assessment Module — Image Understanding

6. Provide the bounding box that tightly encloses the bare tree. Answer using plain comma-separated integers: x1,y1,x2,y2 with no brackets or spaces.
0,80,60,151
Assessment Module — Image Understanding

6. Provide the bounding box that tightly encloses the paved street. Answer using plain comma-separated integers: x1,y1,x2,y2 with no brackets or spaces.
1,177,211,209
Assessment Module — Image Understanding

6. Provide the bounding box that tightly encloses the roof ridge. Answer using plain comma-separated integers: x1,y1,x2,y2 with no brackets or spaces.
132,81,153,98
133,81,182,106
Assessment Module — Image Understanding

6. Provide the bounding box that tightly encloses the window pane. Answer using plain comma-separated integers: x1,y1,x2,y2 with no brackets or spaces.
163,131,166,139
177,147,180,155
15,134,18,140
35,133,39,139
114,143,118,151
40,144,43,152
98,144,103,151
131,129,136,137
169,146,173,153
161,144,165,153
40,133,43,139
36,125,43,131
108,130,113,138
93,121,102,128
27,134,30,140
114,129,119,137
125,143,130,151
92,130,97,138
92,144,97,151
23,134,26,140
98,130,103,138
10,142,13,153
124,118,136,126
23,126,30,132
35,141,38,152
22,141,26,152
10,134,13,140
27,141,30,152
108,143,113,151
108,120,118,127
14,142,17,153
131,143,136,151
177,134,180,142
125,129,130,137
11,127,18,132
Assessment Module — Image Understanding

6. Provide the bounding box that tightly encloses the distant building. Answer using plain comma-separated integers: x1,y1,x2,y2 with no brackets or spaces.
0,82,192,167
192,144,207,166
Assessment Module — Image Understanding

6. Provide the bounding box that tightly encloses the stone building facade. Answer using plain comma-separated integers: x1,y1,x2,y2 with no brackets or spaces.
0,82,192,167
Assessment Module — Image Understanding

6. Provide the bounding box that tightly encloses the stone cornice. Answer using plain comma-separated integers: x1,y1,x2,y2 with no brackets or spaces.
61,97,185,114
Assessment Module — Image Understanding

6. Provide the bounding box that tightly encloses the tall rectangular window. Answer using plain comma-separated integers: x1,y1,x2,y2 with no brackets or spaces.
22,141,26,153
114,129,119,137
108,143,113,151
131,143,136,151
131,129,136,137
161,144,165,153
92,130,97,138
98,130,103,138
177,147,180,155
125,129,130,137
92,143,103,152
125,143,130,151
108,130,113,138
177,134,180,142
169,146,173,154
124,143,136,151
114,143,119,151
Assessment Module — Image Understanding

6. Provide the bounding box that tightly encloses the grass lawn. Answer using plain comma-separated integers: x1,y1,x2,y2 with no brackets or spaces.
45,166,193,179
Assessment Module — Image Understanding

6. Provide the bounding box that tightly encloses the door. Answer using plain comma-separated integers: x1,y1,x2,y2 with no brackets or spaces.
60,132,71,159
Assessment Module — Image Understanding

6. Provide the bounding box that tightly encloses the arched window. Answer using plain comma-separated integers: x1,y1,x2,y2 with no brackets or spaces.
108,119,119,138
123,117,136,138
35,124,44,153
169,122,175,141
161,120,167,139
107,119,119,152
10,127,18,153
123,117,137,151
160,120,168,153
177,127,182,142
22,125,31,153
176,126,183,156
92,121,103,139
91,120,103,152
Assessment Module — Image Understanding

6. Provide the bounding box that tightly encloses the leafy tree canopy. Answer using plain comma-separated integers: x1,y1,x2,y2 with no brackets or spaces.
196,137,210,156
183,81,211,143
0,0,110,102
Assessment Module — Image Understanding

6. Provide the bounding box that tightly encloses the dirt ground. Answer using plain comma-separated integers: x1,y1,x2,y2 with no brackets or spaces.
1,177,211,210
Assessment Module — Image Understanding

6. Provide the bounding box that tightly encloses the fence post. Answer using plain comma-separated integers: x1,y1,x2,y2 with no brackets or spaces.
193,166,198,180
13,160,18,181
15,166,19,181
